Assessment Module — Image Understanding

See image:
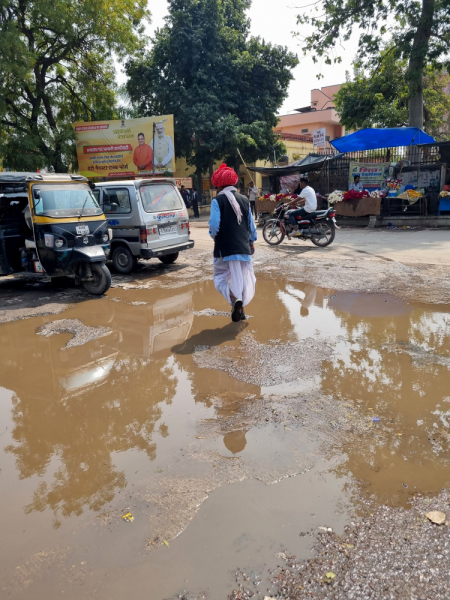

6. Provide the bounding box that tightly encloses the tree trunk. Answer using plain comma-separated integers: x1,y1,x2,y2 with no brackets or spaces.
233,155,241,177
195,138,203,200
406,0,435,128
208,157,214,182
196,168,203,201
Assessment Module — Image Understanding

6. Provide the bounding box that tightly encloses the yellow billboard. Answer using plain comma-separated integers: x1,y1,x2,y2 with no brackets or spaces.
73,115,175,178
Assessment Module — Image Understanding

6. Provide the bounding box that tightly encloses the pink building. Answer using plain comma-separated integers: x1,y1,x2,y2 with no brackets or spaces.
275,85,345,150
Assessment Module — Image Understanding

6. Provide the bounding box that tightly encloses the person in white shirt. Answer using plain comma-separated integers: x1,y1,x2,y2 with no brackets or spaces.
248,180,259,217
284,177,317,232
349,175,363,191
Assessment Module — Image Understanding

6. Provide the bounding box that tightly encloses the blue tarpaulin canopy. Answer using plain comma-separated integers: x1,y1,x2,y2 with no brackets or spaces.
330,128,436,153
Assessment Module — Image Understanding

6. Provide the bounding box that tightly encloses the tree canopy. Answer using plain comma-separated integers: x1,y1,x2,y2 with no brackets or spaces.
296,0,450,128
334,51,450,140
0,0,150,172
126,0,298,189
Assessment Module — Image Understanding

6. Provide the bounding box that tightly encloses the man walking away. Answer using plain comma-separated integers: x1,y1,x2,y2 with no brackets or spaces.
248,180,259,218
284,177,317,235
191,188,200,219
209,164,257,322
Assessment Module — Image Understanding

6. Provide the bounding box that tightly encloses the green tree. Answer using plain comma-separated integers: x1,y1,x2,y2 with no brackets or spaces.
0,0,150,172
335,52,450,140
126,0,297,191
296,0,450,129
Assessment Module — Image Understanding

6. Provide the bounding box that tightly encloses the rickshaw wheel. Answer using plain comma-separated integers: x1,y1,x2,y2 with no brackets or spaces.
82,263,111,295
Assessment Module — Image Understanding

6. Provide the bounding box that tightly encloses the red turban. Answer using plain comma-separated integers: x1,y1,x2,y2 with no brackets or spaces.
211,164,239,188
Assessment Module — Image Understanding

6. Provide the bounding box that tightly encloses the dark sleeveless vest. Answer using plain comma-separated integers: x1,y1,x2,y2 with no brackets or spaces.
213,192,251,259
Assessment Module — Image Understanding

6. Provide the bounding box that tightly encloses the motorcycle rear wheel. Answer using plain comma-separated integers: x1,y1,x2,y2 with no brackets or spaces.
263,220,285,245
311,222,335,247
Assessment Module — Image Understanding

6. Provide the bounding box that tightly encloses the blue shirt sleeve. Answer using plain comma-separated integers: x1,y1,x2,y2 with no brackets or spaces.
209,198,220,239
248,209,257,243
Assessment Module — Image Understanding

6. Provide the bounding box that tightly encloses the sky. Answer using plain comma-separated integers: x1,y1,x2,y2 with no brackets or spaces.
117,0,361,115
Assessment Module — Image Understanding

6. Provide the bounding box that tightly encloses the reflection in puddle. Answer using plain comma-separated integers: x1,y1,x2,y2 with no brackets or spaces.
1,279,450,599
223,430,248,454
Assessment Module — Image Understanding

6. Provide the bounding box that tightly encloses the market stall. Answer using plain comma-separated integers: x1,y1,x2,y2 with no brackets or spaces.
327,127,438,218
247,154,340,222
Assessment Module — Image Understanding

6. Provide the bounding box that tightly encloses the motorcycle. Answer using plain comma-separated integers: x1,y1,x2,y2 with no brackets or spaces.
262,203,336,247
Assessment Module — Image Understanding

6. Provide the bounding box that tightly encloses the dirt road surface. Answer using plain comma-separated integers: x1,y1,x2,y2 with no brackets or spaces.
1,224,449,600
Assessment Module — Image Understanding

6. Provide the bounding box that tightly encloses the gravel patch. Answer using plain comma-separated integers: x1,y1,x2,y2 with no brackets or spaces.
193,333,333,387
0,302,70,324
37,318,112,348
233,490,450,600
194,308,232,317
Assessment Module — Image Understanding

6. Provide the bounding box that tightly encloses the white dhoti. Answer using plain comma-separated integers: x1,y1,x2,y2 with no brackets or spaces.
213,258,256,306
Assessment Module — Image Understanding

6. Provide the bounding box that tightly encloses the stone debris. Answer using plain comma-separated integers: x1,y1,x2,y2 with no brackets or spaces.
37,318,112,348
426,510,446,525
193,332,333,388
194,308,233,317
263,491,450,600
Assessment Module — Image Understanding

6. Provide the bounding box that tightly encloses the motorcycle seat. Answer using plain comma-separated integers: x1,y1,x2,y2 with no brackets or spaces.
295,210,328,220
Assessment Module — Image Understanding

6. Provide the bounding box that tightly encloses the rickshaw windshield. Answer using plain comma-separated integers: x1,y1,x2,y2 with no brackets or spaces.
33,183,102,218
140,184,183,213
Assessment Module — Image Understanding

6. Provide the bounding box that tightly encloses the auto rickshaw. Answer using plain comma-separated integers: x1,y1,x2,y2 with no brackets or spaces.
0,172,111,294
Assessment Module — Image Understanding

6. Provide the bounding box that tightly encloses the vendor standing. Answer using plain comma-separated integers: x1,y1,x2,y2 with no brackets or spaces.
349,175,363,191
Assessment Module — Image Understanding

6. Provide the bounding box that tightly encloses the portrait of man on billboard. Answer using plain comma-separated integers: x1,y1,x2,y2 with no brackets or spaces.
133,132,154,172
151,120,174,172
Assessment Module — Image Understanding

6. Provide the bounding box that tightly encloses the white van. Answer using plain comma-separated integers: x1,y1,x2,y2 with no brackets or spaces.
93,178,194,273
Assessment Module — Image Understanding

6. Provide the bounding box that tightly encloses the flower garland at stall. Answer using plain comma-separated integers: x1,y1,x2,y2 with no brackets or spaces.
343,189,371,201
258,193,299,202
386,178,402,192
328,190,344,204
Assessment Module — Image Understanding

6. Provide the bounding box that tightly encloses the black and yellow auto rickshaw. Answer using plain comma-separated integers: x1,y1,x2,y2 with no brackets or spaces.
0,172,111,294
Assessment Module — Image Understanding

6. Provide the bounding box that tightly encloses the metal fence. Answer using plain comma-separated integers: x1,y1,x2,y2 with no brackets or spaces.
318,145,443,177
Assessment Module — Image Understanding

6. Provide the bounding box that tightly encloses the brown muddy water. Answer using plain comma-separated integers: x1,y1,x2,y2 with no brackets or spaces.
1,278,450,600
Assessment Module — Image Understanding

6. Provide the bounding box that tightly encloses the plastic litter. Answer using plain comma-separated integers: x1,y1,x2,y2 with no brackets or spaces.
122,512,134,522
372,417,381,422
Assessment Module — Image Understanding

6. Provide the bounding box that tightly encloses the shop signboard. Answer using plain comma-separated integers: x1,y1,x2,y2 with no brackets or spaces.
399,168,441,192
349,162,390,190
175,177,193,189
73,115,175,178
313,128,326,149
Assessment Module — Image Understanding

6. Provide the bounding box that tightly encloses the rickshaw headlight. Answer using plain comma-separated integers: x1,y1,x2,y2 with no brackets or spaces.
54,238,64,248
44,234,54,248
102,232,109,243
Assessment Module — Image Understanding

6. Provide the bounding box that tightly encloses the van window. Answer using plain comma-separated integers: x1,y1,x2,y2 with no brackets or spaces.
140,184,183,213
103,188,131,214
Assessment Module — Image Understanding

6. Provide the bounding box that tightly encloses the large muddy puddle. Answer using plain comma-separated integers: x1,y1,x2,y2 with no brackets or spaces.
1,278,450,599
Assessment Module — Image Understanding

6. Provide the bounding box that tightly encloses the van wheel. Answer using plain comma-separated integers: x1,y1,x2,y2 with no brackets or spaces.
82,263,111,295
159,253,179,265
112,246,137,273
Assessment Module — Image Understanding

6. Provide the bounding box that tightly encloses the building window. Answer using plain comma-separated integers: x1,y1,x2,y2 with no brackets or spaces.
301,128,309,133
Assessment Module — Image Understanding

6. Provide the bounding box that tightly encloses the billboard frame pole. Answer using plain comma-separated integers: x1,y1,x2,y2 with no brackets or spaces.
152,121,156,176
